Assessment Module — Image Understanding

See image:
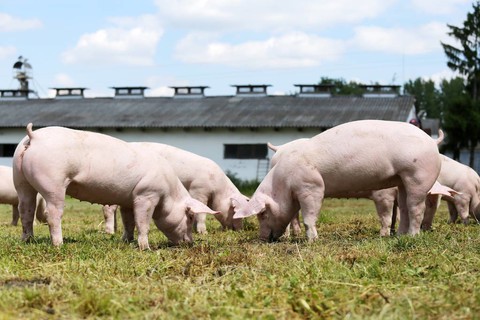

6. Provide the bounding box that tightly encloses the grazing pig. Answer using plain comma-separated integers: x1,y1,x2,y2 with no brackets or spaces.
103,143,247,234
0,165,46,225
429,155,480,225
233,120,442,241
13,124,218,249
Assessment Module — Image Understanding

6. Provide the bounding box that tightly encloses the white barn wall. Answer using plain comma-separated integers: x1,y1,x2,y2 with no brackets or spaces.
105,128,320,181
0,127,320,180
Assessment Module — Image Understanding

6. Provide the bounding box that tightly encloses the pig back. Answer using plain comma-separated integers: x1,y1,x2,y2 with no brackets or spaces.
19,127,167,206
297,120,440,193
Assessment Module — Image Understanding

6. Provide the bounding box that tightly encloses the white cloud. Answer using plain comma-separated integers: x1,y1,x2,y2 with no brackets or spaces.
424,68,463,86
0,13,42,32
351,22,448,55
53,73,76,87
175,32,346,69
0,45,16,60
154,0,395,32
145,75,188,97
61,15,163,66
410,0,471,15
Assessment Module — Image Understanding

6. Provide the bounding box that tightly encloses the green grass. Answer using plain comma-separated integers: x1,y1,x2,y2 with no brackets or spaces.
0,197,479,319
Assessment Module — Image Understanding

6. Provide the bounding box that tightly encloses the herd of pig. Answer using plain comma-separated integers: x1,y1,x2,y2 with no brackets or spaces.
1,120,478,250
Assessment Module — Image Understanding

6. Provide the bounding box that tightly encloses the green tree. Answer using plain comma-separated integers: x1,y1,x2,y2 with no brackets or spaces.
318,77,364,95
403,78,440,118
441,1,480,167
439,77,472,160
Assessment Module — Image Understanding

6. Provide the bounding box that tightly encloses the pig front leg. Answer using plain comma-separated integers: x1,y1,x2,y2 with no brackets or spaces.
453,194,471,224
447,201,459,223
120,207,135,243
11,205,19,226
421,194,441,231
133,197,156,250
194,213,208,234
374,199,394,237
298,193,323,241
103,205,118,234
189,191,209,234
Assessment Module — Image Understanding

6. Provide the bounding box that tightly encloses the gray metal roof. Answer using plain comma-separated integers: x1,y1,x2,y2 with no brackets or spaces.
0,95,415,130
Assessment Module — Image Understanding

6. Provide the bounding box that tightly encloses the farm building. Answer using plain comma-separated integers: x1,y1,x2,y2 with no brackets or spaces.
0,82,426,180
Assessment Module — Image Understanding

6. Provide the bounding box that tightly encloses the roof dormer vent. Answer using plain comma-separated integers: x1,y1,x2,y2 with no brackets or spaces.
112,86,148,99
0,89,31,100
360,85,400,98
294,84,334,98
52,87,87,99
232,84,270,97
170,86,209,98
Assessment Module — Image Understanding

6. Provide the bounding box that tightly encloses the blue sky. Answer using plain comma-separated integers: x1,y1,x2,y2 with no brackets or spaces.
0,0,474,98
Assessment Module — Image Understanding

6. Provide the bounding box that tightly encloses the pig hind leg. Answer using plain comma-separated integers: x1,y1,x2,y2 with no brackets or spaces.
402,179,431,235
397,186,409,235
42,191,67,246
16,183,38,242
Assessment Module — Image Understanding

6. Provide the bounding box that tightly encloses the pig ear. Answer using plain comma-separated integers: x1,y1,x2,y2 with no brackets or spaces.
186,198,220,215
428,181,461,199
230,194,249,210
232,198,266,219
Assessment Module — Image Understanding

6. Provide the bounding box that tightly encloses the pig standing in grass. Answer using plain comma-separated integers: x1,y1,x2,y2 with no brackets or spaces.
422,155,480,227
13,124,218,249
233,120,443,241
131,143,247,233
101,143,248,234
0,165,46,226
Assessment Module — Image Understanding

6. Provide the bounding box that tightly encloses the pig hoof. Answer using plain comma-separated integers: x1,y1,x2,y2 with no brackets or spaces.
21,234,34,242
52,239,64,246
195,226,208,234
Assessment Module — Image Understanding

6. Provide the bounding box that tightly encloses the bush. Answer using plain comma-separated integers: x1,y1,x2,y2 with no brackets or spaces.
226,171,260,196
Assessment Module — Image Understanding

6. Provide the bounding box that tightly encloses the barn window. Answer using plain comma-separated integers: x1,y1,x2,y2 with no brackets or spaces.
224,144,268,159
0,144,17,157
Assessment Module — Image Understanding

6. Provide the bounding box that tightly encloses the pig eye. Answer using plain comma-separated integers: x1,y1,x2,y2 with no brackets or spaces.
258,211,267,220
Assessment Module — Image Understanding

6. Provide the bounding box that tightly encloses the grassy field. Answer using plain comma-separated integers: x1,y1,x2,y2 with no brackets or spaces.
0,197,479,319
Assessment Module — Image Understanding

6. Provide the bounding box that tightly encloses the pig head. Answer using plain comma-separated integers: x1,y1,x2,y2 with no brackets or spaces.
130,142,247,233
13,123,218,249
233,120,442,241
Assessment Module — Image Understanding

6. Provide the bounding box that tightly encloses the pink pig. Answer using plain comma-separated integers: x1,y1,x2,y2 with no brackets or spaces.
13,124,218,249
233,120,443,241
140,143,248,233
0,165,46,226
102,143,248,234
424,155,480,226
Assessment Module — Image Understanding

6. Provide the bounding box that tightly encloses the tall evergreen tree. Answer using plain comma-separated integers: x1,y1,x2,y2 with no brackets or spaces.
403,78,440,118
441,1,480,167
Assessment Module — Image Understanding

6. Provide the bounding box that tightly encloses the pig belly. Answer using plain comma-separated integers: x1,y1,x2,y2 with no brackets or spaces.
66,181,133,207
320,162,401,196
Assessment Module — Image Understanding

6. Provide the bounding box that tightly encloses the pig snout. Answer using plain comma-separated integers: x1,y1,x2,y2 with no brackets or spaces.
258,221,284,242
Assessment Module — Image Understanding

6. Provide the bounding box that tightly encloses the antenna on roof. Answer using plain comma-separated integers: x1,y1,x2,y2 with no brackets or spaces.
12,56,33,93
